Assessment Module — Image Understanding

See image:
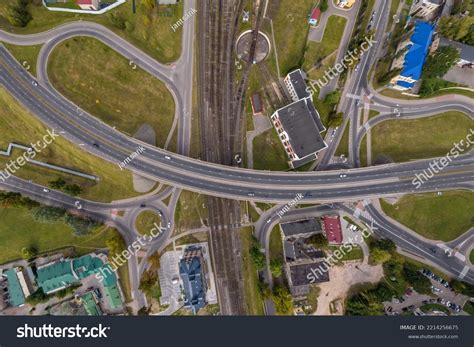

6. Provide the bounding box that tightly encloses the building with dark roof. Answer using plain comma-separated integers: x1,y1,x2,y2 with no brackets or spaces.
280,218,322,239
322,215,343,244
391,21,435,91
283,69,311,102
284,238,326,263
270,98,327,168
287,262,330,296
250,93,264,115
179,246,207,314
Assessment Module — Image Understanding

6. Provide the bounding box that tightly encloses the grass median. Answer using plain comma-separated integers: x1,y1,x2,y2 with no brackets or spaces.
0,1,183,64
48,37,175,148
0,87,141,202
369,112,474,163
380,191,474,242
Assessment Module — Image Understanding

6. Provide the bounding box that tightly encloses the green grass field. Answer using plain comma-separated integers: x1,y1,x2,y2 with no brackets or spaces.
370,112,474,163
0,0,183,63
174,191,207,233
135,210,162,236
269,225,283,264
269,0,313,74
0,87,141,202
253,128,289,171
48,37,175,148
0,207,113,264
381,191,474,242
241,227,265,315
470,250,474,265
2,43,42,77
303,15,348,77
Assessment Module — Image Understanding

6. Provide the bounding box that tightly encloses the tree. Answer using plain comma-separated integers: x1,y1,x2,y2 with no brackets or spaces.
106,232,126,258
7,0,31,27
437,16,474,45
369,238,396,264
63,184,82,196
257,279,272,299
320,0,329,12
249,236,266,270
328,111,344,128
324,91,341,105
307,233,328,248
21,247,37,260
422,46,460,79
64,214,100,235
377,68,401,85
0,192,38,209
402,263,431,294
451,279,474,297
48,177,66,190
419,78,456,96
270,259,283,278
272,285,293,315
31,206,66,223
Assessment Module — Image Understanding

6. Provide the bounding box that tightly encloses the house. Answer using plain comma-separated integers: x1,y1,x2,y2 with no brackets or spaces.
81,291,102,316
284,238,326,263
308,8,321,27
322,215,343,244
410,0,445,21
76,0,100,11
390,21,435,91
250,93,264,115
179,246,207,314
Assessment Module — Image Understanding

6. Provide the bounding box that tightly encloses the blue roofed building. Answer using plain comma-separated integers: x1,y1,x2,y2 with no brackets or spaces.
391,21,435,91
179,246,207,314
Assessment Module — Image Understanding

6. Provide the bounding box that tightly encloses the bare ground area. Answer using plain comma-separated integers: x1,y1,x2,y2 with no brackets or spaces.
314,263,384,315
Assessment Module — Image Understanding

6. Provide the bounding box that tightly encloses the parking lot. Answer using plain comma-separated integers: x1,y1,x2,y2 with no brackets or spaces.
384,268,470,316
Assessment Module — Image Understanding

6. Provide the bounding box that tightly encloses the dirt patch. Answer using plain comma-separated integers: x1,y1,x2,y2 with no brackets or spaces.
313,263,384,315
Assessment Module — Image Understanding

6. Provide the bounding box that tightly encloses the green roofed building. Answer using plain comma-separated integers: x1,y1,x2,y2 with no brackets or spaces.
103,284,122,310
36,260,78,294
35,254,124,312
5,269,25,307
81,292,102,316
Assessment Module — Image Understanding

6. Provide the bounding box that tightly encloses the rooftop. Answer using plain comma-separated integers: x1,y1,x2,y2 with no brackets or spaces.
5,268,25,307
82,292,102,316
398,21,435,83
323,215,343,244
275,98,327,159
286,70,310,100
179,255,206,314
280,218,322,238
288,262,330,287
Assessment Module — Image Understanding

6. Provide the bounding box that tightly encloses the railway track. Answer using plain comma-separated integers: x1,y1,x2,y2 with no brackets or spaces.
197,0,247,315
